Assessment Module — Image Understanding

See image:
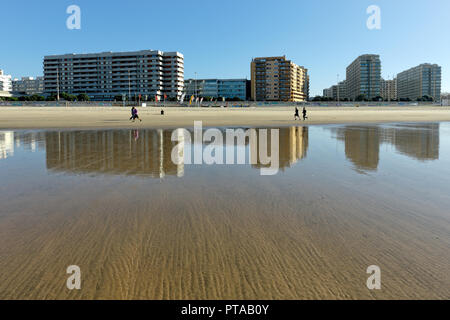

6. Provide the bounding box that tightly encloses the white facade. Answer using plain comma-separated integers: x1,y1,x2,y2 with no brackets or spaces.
12,76,44,94
0,70,12,92
44,50,184,101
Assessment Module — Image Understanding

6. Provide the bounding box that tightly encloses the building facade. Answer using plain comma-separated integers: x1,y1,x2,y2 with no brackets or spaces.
323,80,347,100
184,78,248,100
380,78,397,101
43,50,184,101
0,70,12,92
12,76,44,95
346,54,381,101
397,64,441,101
250,56,308,102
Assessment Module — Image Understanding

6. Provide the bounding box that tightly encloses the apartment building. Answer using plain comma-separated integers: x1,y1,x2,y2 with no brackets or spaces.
346,54,381,100
250,56,308,102
43,50,184,101
184,78,249,100
0,70,12,92
397,64,441,101
12,76,44,94
323,80,347,100
380,78,397,101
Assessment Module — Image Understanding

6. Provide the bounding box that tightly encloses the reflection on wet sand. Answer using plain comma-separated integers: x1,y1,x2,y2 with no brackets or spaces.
331,124,439,173
0,123,449,300
40,127,309,177
251,126,308,171
45,130,185,178
0,131,46,159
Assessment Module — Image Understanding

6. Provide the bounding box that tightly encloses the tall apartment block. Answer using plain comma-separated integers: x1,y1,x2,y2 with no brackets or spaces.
346,54,381,101
184,78,249,100
380,78,397,101
397,64,441,101
12,76,44,95
0,70,12,92
250,56,308,102
43,50,184,101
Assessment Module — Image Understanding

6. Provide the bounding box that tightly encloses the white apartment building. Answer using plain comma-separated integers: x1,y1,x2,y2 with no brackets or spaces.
12,76,44,94
0,70,12,92
43,50,184,101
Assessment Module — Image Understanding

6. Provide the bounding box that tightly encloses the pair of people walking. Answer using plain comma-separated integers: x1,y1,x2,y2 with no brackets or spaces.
294,106,307,121
130,106,142,122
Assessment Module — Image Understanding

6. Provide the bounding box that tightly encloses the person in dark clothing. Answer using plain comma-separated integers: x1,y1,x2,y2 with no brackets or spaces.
294,107,300,120
130,107,142,122
302,106,308,121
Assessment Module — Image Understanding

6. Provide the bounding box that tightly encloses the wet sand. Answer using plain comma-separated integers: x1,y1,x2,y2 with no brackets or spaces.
1,106,450,129
0,125,449,300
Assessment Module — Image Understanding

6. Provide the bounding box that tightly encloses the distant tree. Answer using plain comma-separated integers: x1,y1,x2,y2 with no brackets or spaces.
29,94,45,101
356,94,366,102
372,96,383,102
77,93,90,101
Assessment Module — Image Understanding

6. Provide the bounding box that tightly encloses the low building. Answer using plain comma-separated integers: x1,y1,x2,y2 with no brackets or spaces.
12,76,44,95
323,80,347,100
184,78,248,100
0,70,12,92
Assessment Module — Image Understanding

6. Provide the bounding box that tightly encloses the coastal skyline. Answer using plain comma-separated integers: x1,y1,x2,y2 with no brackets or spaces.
1,0,449,96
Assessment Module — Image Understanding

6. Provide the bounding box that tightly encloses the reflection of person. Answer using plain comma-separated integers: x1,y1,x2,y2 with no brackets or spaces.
130,107,142,122
133,130,139,141
294,107,300,120
302,107,308,121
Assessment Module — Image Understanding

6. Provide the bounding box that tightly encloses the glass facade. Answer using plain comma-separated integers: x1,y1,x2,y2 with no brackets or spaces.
184,79,248,100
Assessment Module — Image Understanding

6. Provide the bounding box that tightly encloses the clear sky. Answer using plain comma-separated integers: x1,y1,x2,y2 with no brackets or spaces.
1,0,449,96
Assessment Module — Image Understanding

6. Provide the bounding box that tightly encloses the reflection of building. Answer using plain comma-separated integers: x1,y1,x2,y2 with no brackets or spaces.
332,124,440,173
0,131,14,159
335,126,380,171
392,124,439,161
45,130,183,178
252,127,308,171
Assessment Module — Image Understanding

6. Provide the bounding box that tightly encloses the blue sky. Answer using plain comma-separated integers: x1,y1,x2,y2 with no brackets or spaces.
1,0,449,96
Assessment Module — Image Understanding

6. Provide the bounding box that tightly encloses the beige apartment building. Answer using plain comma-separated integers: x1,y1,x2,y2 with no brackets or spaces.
251,56,308,102
380,78,397,101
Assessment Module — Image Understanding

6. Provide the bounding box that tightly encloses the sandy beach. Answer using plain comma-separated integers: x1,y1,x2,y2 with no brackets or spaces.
0,106,449,129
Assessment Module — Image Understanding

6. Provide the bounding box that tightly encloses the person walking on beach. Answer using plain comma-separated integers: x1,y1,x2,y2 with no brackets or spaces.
130,106,142,122
294,106,300,120
302,106,308,121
